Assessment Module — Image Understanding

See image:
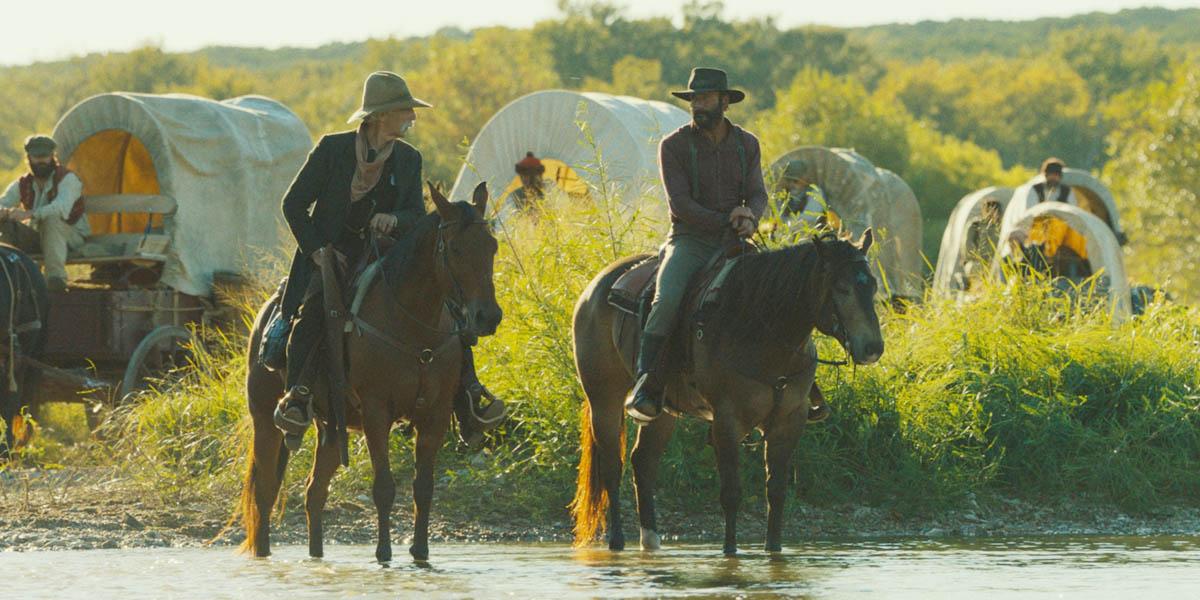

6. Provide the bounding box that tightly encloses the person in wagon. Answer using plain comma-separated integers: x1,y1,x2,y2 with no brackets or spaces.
0,135,91,293
776,158,827,231
507,151,549,213
624,67,769,422
1033,157,1077,206
960,197,1003,289
273,71,505,442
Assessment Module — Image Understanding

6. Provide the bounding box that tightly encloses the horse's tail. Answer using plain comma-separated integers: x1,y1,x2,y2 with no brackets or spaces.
570,401,622,547
232,428,288,555
236,439,262,555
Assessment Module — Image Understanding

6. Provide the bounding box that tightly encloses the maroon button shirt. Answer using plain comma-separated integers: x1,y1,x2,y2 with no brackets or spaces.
658,120,768,235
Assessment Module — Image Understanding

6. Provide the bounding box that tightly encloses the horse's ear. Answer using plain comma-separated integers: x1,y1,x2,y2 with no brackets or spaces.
857,227,874,254
471,182,489,218
812,233,828,259
428,180,454,219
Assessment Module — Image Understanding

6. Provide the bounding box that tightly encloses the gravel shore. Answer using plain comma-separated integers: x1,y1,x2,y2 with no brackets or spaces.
2,467,1197,553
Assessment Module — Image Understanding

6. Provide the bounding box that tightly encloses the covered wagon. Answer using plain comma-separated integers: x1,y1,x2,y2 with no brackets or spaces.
449,90,689,221
933,186,1015,294
1002,167,1126,245
768,147,924,301
994,202,1132,320
37,91,311,407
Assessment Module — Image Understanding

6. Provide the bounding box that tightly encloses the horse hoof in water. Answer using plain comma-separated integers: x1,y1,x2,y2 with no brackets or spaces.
377,547,392,563
723,544,738,556
409,543,428,561
640,527,661,550
765,541,782,553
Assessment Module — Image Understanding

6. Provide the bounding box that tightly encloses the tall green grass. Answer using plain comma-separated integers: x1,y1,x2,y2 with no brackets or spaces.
11,186,1199,526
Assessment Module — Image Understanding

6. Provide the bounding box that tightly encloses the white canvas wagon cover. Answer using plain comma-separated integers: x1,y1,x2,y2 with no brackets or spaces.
52,92,313,296
933,186,1015,293
448,90,690,216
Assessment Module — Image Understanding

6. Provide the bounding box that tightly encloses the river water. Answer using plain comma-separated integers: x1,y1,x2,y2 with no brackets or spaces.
6,536,1200,598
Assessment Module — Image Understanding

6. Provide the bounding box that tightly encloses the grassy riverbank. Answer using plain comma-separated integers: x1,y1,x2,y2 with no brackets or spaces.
5,195,1199,543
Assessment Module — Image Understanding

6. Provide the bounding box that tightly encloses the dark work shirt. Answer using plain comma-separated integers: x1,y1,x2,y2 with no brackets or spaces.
336,177,391,259
658,120,769,235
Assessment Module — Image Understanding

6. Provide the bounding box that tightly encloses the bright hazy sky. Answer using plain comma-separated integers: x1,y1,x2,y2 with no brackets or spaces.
3,0,1196,66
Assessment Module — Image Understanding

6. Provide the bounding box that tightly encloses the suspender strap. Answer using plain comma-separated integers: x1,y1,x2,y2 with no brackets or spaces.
735,137,746,200
689,130,700,202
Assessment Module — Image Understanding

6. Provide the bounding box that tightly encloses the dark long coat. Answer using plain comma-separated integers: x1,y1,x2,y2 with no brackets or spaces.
279,130,426,318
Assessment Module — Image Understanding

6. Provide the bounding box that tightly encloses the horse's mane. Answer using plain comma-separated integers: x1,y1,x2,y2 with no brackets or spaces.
379,202,477,289
707,238,861,347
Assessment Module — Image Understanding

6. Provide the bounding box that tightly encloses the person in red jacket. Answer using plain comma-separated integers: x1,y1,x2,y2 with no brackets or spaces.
0,135,90,292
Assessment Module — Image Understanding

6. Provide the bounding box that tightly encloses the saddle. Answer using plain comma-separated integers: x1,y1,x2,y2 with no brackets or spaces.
608,240,756,321
607,240,758,373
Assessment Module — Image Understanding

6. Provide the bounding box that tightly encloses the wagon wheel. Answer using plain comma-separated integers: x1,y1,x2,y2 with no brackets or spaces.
118,325,202,404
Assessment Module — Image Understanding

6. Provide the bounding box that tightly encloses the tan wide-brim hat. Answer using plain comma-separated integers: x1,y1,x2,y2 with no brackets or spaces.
346,71,432,123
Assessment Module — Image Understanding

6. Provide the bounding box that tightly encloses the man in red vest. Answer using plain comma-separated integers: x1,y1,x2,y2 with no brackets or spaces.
0,135,89,292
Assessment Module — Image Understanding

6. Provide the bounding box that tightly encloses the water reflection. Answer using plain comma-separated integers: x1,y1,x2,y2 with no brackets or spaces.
8,537,1200,599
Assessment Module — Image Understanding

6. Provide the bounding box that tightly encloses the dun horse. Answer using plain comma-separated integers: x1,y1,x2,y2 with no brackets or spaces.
239,183,500,562
571,231,883,554
0,244,48,460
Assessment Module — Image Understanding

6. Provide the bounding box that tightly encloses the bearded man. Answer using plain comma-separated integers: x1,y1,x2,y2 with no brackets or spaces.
0,135,91,292
625,67,768,422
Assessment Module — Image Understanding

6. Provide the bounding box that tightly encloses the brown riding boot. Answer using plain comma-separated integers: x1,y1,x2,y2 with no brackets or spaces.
624,333,665,423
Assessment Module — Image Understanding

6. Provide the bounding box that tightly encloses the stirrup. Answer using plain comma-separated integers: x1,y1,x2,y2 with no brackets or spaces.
465,384,506,430
806,403,831,424
624,373,662,423
273,386,314,436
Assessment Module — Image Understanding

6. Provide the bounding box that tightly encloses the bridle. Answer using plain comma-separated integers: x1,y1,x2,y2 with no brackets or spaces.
370,214,492,337
814,250,871,367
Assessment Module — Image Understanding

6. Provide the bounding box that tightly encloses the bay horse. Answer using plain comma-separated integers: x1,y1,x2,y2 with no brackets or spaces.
0,243,49,460
239,183,500,562
570,231,883,554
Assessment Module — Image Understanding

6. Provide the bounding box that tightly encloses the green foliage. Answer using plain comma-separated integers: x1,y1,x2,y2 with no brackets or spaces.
876,56,1102,169
1103,59,1200,302
1050,26,1172,103
852,7,1200,62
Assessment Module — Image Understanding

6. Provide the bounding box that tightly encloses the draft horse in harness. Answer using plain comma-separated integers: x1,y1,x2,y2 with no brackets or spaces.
0,244,48,460
570,230,883,554
239,183,500,562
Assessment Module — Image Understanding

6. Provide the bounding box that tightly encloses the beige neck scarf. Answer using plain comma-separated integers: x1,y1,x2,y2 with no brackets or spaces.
350,121,395,203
